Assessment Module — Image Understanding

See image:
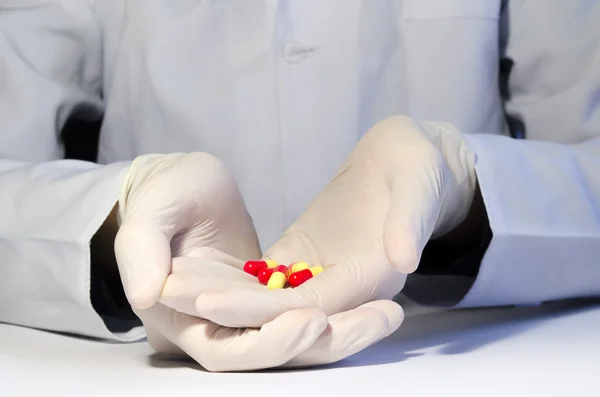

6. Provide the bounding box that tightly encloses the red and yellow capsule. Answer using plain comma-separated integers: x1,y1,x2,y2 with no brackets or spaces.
257,267,274,284
273,265,290,277
310,266,323,276
265,259,278,269
288,269,313,287
290,261,310,273
243,260,267,276
288,265,324,287
267,266,288,290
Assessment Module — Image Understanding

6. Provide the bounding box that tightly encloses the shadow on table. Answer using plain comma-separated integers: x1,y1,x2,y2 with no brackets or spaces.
146,298,600,372
148,353,204,371
321,298,600,369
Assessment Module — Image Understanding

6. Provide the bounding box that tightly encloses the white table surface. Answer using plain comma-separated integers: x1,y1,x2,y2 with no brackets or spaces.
2,298,599,397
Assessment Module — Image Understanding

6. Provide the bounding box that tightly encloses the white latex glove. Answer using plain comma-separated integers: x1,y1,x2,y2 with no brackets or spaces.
157,248,403,371
113,152,403,371
167,116,478,328
114,152,261,308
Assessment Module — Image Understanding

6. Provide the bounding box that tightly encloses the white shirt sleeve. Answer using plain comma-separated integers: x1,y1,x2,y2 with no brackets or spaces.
456,134,600,307
404,135,600,309
0,1,142,341
401,0,600,309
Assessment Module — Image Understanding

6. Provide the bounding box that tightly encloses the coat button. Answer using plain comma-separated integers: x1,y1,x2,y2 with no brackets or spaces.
282,41,313,64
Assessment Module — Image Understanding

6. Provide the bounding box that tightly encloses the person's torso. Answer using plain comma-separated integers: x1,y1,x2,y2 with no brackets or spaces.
92,0,600,248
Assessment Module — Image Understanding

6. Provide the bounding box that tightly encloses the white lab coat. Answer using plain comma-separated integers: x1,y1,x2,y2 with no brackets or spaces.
1,0,599,342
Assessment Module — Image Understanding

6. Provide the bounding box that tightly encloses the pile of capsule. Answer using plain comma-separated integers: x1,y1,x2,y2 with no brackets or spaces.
243,260,323,290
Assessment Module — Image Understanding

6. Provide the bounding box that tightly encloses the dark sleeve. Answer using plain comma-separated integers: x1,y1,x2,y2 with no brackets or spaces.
417,181,493,279
89,204,140,328
63,117,140,327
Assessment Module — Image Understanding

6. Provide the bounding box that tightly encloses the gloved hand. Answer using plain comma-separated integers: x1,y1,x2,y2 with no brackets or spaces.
113,152,403,371
156,249,404,371
165,116,478,330
114,152,261,308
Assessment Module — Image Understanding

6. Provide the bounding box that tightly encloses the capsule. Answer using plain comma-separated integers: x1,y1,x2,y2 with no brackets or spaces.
290,261,310,273
265,259,278,269
288,268,313,287
243,260,267,276
309,266,324,276
267,271,287,289
257,267,274,284
274,265,290,277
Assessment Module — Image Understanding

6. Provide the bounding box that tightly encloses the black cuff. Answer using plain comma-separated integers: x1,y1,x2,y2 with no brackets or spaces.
90,260,138,322
417,219,492,278
417,182,492,278
90,225,139,323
